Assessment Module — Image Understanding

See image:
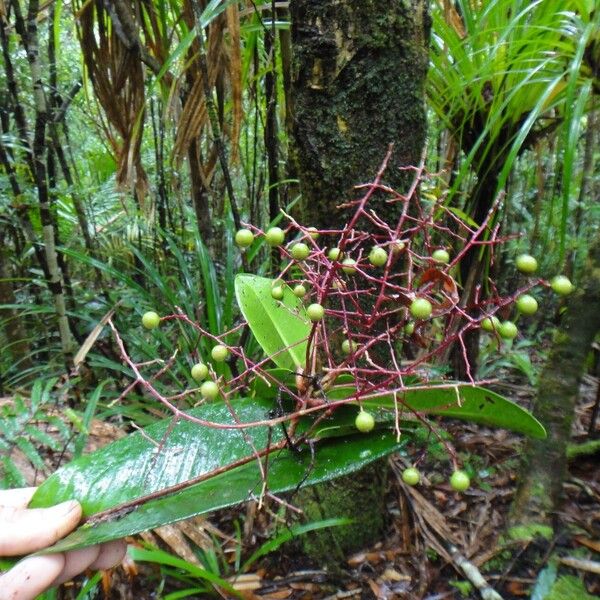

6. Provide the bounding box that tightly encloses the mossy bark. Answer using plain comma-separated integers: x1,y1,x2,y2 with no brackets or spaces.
510,239,600,529
289,0,429,227
288,0,429,564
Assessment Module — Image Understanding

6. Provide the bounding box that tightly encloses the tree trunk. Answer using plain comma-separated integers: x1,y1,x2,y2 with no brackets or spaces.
0,228,32,388
450,169,499,379
8,0,75,360
26,0,74,359
510,239,600,530
290,0,429,227
288,0,429,564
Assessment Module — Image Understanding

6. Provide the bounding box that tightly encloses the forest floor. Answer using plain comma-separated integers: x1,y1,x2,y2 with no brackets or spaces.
90,373,599,600
11,374,599,599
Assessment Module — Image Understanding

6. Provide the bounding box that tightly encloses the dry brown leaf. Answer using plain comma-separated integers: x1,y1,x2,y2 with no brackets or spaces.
257,591,292,600
177,516,217,551
230,572,262,591
574,535,600,553
73,301,120,369
153,523,200,565
442,0,465,38
77,0,148,200
381,568,409,582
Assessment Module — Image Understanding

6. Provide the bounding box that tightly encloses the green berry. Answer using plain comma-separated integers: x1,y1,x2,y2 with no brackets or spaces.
342,339,359,354
392,241,406,254
341,258,357,274
551,275,574,296
328,247,342,261
271,284,284,300
211,344,229,362
293,284,307,298
404,321,415,335
410,298,432,320
516,253,538,274
402,467,420,486
142,311,160,330
369,246,388,267
481,315,501,332
235,228,254,248
516,294,538,315
291,242,310,261
450,470,470,492
498,321,518,340
355,410,375,433
432,249,450,264
191,363,209,382
200,380,219,400
307,303,325,322
265,227,285,246
307,227,319,240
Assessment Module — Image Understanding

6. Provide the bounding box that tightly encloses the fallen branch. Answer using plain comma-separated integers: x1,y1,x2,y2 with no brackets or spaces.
449,545,504,600
558,556,600,575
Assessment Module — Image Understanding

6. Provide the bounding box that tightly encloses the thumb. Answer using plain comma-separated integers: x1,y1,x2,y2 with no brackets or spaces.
0,554,65,600
0,500,82,556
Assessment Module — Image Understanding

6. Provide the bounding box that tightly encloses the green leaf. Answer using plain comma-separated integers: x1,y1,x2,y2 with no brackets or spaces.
235,275,310,370
330,383,546,439
15,436,46,470
24,425,62,452
129,546,241,598
241,518,352,572
30,398,403,552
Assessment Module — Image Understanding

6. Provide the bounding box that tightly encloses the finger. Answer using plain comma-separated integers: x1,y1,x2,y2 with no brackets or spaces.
88,540,127,571
0,487,37,509
0,500,82,556
0,554,65,600
52,545,101,586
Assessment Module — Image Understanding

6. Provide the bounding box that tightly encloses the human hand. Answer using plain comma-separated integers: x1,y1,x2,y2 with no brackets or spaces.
0,487,127,600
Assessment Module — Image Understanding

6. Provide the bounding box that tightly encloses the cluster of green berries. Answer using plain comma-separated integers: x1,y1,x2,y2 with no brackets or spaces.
400,465,470,492
141,309,231,401
235,226,411,276
515,253,573,295
353,410,470,493
479,253,574,340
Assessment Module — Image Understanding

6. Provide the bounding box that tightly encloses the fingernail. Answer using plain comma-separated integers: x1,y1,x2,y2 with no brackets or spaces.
56,500,80,516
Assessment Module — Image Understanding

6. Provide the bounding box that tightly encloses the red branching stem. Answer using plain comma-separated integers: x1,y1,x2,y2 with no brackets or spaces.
103,148,537,514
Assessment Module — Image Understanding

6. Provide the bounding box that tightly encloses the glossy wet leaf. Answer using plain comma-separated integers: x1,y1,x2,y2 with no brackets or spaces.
235,274,309,370
251,371,545,439
331,384,546,439
30,398,404,553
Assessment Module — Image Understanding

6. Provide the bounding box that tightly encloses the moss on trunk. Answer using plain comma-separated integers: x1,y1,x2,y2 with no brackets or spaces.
510,240,600,529
288,0,429,563
290,0,429,227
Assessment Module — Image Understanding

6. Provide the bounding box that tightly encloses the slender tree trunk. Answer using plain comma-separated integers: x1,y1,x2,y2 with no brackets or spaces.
264,10,280,224
510,239,600,529
288,0,429,563
0,12,50,281
18,0,74,359
47,4,95,260
569,106,597,271
0,228,32,380
450,170,499,379
188,139,212,242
